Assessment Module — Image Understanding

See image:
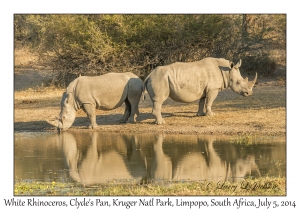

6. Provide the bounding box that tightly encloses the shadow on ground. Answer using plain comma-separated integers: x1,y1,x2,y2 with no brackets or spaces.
14,113,156,131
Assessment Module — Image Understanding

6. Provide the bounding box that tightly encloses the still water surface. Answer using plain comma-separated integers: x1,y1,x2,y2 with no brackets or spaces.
14,132,285,186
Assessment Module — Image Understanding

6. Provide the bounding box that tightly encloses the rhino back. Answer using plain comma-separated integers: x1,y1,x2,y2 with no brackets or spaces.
152,58,225,102
73,73,134,110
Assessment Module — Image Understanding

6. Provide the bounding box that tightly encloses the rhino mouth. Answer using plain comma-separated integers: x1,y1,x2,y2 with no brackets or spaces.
57,123,63,132
57,120,67,132
57,127,64,132
243,92,252,97
57,123,71,132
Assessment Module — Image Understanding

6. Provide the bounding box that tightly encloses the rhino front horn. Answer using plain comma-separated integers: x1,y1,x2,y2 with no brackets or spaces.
46,119,59,127
250,72,258,87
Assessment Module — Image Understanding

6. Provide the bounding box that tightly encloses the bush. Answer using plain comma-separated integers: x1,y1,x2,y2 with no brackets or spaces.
241,55,277,77
14,14,286,86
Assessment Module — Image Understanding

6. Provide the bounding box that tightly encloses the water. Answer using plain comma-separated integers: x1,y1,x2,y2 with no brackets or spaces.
14,132,286,186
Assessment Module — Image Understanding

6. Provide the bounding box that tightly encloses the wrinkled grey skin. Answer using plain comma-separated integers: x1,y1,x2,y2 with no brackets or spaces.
48,72,143,131
143,57,257,124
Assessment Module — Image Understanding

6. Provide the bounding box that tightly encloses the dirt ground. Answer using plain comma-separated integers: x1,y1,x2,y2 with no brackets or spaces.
14,66,286,138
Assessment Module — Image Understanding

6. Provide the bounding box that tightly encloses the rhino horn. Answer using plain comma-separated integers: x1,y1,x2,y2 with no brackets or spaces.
233,59,242,69
238,59,242,68
46,119,59,127
249,72,258,87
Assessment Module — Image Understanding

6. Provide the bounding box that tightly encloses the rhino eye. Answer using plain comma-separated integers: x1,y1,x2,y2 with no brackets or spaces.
236,80,240,85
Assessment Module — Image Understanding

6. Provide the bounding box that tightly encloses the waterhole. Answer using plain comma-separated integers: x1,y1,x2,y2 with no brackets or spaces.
14,132,285,186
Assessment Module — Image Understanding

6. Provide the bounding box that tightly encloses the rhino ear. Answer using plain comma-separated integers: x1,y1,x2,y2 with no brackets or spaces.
66,92,74,104
229,61,234,69
236,59,242,68
61,92,68,103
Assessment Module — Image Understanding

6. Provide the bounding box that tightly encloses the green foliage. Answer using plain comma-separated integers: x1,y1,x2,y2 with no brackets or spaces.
14,15,42,48
242,55,277,76
14,14,286,86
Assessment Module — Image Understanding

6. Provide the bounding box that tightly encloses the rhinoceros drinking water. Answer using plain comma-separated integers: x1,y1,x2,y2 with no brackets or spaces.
48,72,143,131
143,57,257,124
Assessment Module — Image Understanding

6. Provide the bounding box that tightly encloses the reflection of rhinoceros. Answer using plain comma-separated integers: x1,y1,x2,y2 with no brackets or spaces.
61,132,260,185
158,135,260,182
61,132,147,185
48,72,143,131
143,57,257,124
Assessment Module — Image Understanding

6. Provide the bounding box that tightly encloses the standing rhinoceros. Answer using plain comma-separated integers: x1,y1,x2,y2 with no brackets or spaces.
48,72,143,131
143,57,257,124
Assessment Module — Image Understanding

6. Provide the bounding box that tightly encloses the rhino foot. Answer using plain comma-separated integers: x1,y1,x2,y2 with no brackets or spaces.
88,124,98,129
120,118,136,123
127,121,136,124
126,118,136,124
155,120,165,125
205,112,215,116
196,112,206,116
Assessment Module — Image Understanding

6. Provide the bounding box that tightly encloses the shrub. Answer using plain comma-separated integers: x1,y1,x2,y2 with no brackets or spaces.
241,55,277,77
14,14,286,87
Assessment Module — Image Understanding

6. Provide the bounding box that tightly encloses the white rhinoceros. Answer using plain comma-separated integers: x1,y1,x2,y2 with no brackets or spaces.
48,72,143,131
143,57,257,124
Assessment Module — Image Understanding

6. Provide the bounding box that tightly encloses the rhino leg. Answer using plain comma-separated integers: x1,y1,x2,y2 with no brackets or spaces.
126,77,142,123
146,78,169,125
152,101,165,125
127,99,139,124
204,90,219,116
120,91,141,124
83,103,98,129
120,100,131,123
196,97,207,116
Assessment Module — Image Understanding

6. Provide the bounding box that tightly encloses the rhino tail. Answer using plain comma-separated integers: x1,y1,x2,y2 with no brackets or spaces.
142,72,152,102
142,92,146,101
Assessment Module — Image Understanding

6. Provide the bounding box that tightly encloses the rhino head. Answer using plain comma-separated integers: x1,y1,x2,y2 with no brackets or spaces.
47,92,76,132
228,59,257,97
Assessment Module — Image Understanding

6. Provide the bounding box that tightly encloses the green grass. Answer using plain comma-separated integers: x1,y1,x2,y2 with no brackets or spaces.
229,134,285,145
230,134,259,145
15,177,286,196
